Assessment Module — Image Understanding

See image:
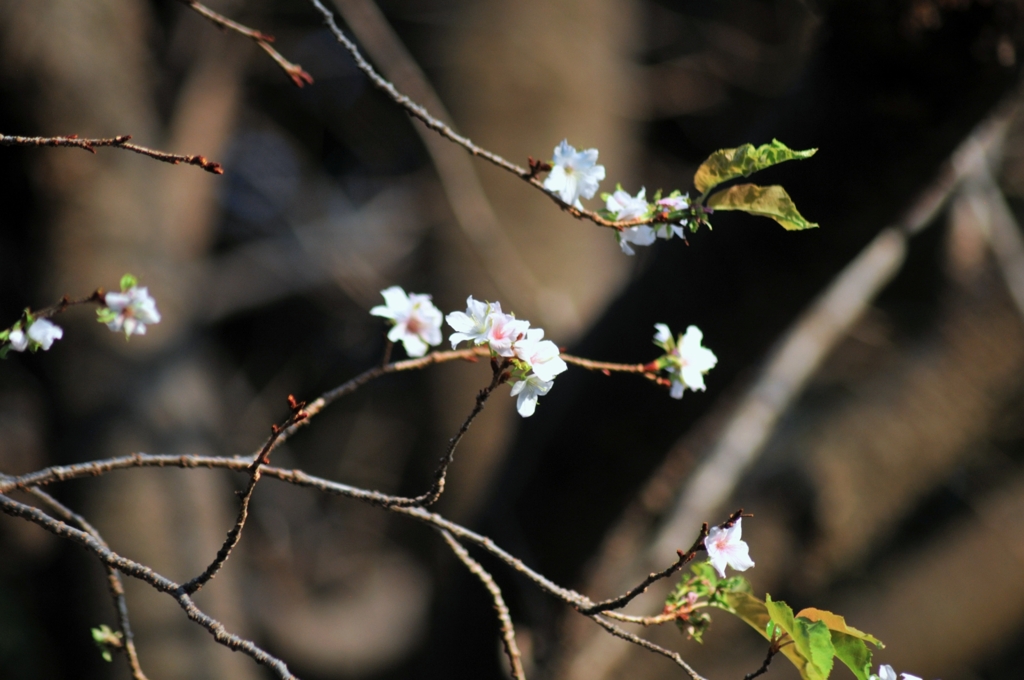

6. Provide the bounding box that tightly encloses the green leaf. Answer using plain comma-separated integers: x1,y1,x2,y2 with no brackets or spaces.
0,346,9,360
828,633,872,680
119,273,138,292
694,139,816,197
765,595,835,680
797,609,883,680
706,184,819,231
719,592,819,677
96,308,117,324
796,608,883,648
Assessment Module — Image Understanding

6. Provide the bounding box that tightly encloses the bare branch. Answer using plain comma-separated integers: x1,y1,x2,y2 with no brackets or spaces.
387,358,509,508
182,403,309,595
0,133,223,173
24,487,149,680
440,530,526,680
587,615,707,680
0,493,298,679
579,524,708,615
743,642,779,680
307,0,662,233
179,0,313,87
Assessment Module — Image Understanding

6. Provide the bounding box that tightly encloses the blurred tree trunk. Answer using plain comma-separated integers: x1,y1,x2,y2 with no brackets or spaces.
0,1,252,678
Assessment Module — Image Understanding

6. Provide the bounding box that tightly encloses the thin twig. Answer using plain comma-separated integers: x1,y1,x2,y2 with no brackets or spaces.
24,487,149,680
182,403,308,595
272,346,489,449
0,134,223,173
330,0,543,312
440,530,526,680
0,494,298,680
579,524,708,615
179,0,313,87
743,642,779,680
387,358,509,507
0,455,592,608
2,456,726,677
601,610,681,626
561,354,653,375
588,615,707,680
307,0,661,233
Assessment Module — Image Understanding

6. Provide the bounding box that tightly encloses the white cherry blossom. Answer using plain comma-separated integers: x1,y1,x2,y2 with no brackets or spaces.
543,139,606,208
104,287,162,337
617,226,657,256
606,187,649,221
27,319,63,350
446,296,494,349
370,286,443,358
7,328,28,352
485,311,530,358
509,374,554,418
870,666,923,680
704,518,754,578
513,328,567,382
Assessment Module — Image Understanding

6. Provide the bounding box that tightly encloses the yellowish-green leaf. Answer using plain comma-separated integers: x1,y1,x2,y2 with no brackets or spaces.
765,595,834,680
720,592,810,678
694,139,816,196
706,184,818,231
797,609,883,648
797,608,883,680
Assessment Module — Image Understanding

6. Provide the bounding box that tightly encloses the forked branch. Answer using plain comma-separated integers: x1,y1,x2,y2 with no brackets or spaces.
441,530,526,680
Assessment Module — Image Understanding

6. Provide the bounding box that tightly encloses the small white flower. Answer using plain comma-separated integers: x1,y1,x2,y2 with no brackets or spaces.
27,319,63,350
870,665,924,680
543,139,606,208
446,296,495,349
653,323,673,349
105,287,161,337
618,226,657,256
485,311,530,358
370,286,443,358
7,328,28,352
513,328,567,382
666,325,717,399
704,518,754,578
509,373,554,418
606,187,649,221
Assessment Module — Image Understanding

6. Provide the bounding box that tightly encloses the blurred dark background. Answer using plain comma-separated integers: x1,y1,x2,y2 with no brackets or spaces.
3,1,1024,679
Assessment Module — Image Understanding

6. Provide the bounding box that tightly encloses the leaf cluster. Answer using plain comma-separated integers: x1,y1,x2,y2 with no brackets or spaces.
694,139,818,232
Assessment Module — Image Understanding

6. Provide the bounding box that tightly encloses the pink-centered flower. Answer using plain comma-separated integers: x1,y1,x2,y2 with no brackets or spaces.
370,286,443,358
513,328,567,382
704,518,754,578
104,287,161,337
486,311,530,358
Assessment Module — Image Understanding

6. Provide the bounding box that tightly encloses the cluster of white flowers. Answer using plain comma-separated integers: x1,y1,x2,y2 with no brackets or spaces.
2,276,163,358
5,318,64,354
704,517,755,578
541,140,695,256
370,286,444,358
447,296,567,417
871,664,925,680
653,323,718,399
